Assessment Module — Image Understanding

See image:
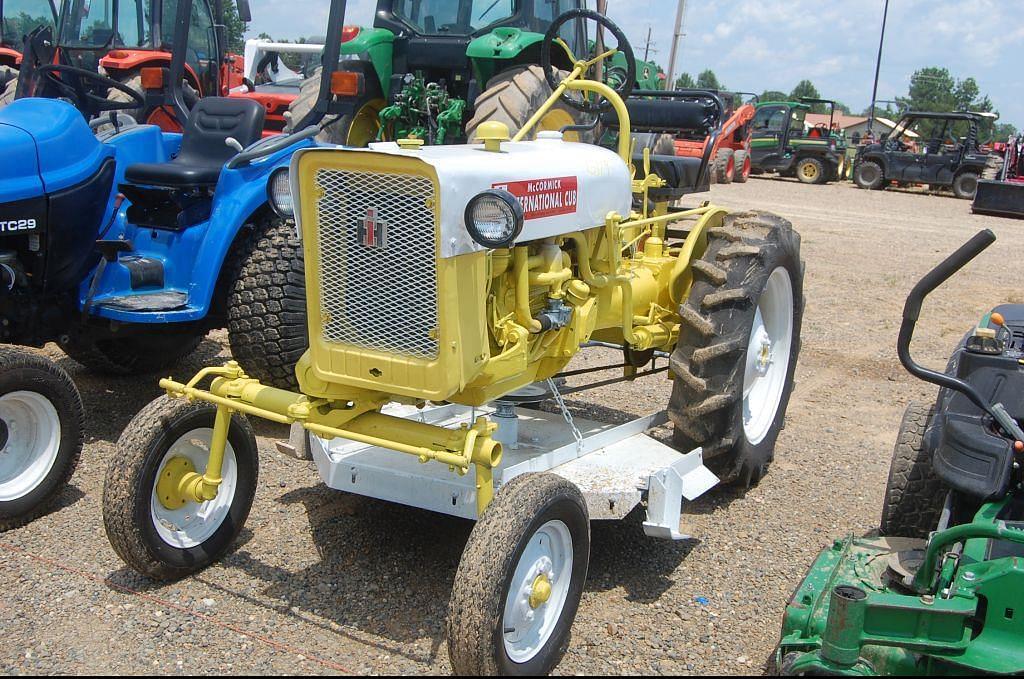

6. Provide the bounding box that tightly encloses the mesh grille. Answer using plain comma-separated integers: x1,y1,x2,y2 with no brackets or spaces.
313,168,438,359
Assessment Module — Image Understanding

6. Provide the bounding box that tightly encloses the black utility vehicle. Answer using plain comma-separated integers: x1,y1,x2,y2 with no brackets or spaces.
853,111,999,199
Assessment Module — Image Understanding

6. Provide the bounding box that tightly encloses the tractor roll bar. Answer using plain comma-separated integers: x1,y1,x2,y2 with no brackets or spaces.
291,0,349,131
896,229,1024,442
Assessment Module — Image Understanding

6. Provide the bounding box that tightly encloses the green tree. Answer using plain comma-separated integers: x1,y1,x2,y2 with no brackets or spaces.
696,69,723,90
221,1,248,54
898,66,1003,139
789,79,820,101
674,72,695,89
759,89,787,102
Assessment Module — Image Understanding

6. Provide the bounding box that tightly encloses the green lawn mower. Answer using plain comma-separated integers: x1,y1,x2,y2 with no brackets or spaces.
777,229,1024,675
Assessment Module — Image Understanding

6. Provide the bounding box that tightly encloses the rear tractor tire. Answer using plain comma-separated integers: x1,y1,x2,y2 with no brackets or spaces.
733,149,751,183
467,65,594,144
447,473,589,675
0,348,84,531
286,67,386,145
714,148,736,184
669,211,804,487
106,73,199,130
102,396,259,581
854,160,885,190
226,215,308,391
879,402,945,539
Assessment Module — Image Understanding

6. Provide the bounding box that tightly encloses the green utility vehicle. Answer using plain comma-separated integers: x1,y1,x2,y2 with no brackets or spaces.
287,0,663,145
750,98,847,184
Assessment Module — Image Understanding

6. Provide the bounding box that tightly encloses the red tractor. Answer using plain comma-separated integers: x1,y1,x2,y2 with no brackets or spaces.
3,0,248,130
0,0,56,85
674,90,756,184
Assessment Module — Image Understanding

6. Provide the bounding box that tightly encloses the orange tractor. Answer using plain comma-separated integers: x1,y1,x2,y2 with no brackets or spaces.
674,90,756,184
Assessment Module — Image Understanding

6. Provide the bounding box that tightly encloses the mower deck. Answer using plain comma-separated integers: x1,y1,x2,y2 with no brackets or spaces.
298,403,718,537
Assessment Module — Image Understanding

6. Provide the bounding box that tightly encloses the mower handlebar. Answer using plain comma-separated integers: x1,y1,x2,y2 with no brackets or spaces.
897,229,998,417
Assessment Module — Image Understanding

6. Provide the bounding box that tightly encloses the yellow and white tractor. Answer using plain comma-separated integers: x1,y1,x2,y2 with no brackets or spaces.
102,10,804,675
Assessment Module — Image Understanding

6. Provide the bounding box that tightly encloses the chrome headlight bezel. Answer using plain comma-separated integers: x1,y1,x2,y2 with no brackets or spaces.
464,189,524,249
267,167,294,219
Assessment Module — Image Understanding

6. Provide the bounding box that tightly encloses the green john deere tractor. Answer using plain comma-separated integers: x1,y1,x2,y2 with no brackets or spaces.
778,230,1024,675
286,0,663,146
750,98,847,184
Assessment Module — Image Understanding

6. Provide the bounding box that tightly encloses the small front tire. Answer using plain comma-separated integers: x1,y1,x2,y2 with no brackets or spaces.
0,348,84,531
103,396,258,581
795,156,825,184
447,473,589,676
879,402,945,539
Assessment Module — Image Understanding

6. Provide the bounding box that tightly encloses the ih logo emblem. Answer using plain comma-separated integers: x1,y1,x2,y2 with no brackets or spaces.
359,207,387,249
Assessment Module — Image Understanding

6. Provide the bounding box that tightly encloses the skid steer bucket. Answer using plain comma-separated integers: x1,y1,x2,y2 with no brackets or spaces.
972,179,1024,218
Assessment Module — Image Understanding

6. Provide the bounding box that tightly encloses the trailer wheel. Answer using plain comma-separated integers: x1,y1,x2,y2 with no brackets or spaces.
0,348,83,531
715,148,735,184
733,149,751,183
879,402,945,538
952,171,980,200
103,396,258,581
447,473,589,676
58,326,206,376
226,215,307,391
467,65,594,144
854,160,885,190
669,211,803,487
795,156,825,184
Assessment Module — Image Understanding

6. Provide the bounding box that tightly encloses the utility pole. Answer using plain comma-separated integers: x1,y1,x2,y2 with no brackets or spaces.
867,0,890,134
665,0,686,89
641,26,656,63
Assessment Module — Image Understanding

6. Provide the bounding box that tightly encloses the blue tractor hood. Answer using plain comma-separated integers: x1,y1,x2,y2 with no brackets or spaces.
0,99,112,199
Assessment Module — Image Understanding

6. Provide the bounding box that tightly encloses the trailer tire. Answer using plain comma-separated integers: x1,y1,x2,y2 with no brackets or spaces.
58,326,206,376
879,402,945,539
103,396,258,581
733,149,750,183
715,148,735,184
0,348,84,531
669,211,803,487
952,171,980,200
447,472,589,676
467,65,594,144
226,216,307,391
853,160,885,190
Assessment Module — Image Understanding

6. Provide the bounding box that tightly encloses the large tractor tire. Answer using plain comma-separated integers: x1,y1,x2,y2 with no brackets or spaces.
0,65,16,89
58,325,206,376
854,160,885,190
466,65,594,144
714,148,736,184
795,156,826,184
106,73,200,130
669,211,804,487
226,215,308,391
733,149,751,183
286,67,386,145
878,402,945,539
0,348,84,531
982,153,1004,180
952,171,980,200
0,74,17,107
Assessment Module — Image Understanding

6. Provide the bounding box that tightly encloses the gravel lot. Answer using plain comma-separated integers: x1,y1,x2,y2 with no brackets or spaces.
2,177,1022,675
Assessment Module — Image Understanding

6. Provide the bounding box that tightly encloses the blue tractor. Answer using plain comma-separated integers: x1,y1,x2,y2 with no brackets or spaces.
0,0,350,529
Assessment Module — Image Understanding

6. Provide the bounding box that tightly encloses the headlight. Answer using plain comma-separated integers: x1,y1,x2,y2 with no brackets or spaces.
268,168,293,218
464,189,524,249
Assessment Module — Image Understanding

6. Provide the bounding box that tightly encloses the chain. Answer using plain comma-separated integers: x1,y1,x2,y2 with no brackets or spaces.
547,378,584,456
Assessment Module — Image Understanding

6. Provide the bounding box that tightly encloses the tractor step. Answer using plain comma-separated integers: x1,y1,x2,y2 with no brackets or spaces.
300,403,718,537
95,290,188,312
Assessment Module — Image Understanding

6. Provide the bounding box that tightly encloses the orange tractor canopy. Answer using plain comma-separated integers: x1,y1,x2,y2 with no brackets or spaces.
674,90,756,184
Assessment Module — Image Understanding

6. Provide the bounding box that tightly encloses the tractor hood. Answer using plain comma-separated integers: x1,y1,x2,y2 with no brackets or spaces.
0,99,111,196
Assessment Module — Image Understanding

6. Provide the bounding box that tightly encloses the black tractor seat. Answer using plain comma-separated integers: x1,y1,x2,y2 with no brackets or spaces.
634,154,706,197
124,97,266,189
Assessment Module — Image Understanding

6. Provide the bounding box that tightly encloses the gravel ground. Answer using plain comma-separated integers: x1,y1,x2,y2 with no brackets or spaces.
2,177,1022,675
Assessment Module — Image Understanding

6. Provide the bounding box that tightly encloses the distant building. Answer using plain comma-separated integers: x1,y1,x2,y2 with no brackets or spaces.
805,113,918,144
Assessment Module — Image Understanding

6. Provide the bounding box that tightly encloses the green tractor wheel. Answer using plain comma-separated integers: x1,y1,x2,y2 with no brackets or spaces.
466,65,593,144
795,156,825,184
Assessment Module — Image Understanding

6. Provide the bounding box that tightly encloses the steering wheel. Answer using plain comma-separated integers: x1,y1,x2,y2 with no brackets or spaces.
35,64,145,116
540,8,636,114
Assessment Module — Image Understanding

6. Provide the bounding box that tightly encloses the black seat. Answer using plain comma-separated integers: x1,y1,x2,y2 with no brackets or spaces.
125,97,266,189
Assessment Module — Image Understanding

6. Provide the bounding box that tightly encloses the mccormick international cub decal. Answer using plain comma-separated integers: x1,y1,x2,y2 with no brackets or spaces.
493,176,579,220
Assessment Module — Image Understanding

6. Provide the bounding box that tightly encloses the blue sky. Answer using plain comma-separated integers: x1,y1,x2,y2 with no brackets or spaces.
245,0,1024,126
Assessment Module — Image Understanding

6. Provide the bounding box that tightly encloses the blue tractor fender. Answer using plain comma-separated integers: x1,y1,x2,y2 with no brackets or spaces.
165,138,318,319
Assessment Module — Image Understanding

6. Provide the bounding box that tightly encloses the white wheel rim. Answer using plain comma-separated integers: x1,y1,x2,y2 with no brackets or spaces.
150,428,238,549
742,267,795,445
0,391,62,502
502,519,573,664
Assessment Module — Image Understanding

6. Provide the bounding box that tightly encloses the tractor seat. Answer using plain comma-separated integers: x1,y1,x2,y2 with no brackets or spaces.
634,154,707,198
124,97,265,189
